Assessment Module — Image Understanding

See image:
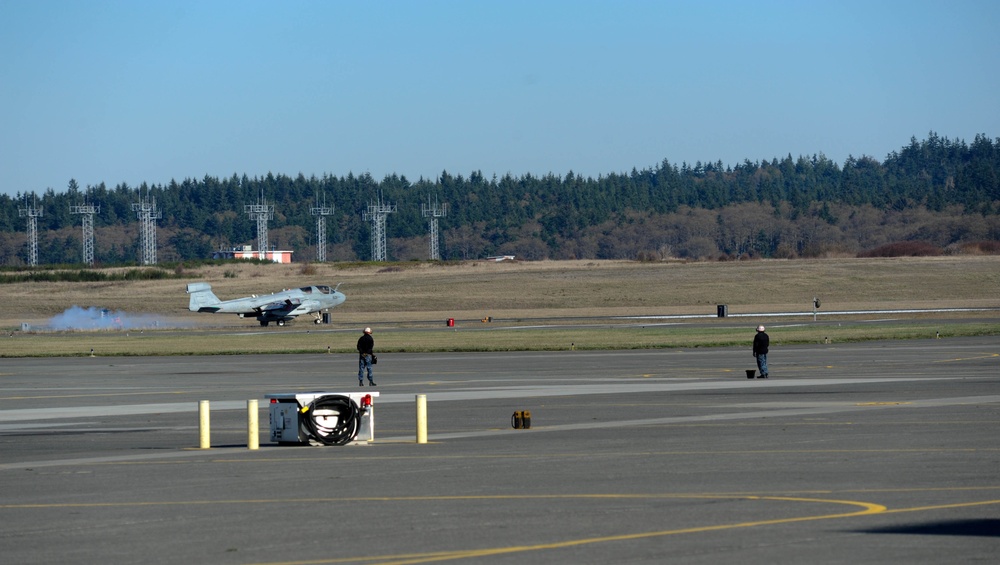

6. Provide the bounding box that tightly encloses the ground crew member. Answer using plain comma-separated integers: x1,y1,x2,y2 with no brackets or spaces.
357,327,376,386
752,325,769,379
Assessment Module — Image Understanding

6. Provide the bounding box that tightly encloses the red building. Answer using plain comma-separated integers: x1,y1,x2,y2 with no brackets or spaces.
212,246,294,264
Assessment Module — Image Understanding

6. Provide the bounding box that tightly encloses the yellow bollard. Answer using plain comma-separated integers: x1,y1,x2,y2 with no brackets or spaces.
198,400,210,449
247,399,259,450
416,394,427,444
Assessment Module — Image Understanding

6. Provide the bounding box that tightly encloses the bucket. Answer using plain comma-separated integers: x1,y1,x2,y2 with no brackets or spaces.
745,369,756,379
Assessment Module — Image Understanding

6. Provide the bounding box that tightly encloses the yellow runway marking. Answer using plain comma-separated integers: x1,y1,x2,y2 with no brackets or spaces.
242,496,1000,565
5,492,999,565
237,495,885,565
932,352,1000,362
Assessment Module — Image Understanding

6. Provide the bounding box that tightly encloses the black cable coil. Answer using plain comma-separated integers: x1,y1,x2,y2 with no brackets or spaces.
300,395,362,446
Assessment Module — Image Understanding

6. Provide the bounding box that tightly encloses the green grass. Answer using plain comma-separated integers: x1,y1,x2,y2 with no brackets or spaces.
2,256,998,357
5,320,997,358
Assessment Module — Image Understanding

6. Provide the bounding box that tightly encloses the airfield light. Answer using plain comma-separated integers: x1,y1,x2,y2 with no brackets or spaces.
361,394,373,408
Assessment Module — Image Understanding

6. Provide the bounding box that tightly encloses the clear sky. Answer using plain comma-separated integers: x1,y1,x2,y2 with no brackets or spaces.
1,0,998,197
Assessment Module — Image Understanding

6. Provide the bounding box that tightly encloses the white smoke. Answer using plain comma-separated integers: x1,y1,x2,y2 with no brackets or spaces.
47,306,173,331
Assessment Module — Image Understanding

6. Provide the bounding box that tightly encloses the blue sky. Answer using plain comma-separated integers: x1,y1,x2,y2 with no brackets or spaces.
1,0,998,197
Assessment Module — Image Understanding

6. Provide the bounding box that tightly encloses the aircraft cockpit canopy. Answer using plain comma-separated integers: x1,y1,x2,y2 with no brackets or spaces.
311,285,334,294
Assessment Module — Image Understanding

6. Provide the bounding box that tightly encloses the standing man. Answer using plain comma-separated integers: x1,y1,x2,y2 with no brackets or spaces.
752,325,769,379
357,327,376,386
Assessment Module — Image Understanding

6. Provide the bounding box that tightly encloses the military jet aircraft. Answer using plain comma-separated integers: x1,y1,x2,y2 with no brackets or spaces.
186,282,346,327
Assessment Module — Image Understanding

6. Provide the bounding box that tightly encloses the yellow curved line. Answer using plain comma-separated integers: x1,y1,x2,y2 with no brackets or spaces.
243,494,885,565
7,493,998,565
932,352,1000,363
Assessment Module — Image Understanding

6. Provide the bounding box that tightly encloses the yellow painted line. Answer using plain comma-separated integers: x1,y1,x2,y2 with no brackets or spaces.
882,499,1000,513
932,352,1000,362
248,497,1000,565
233,494,886,565
0,492,878,510
6,491,1000,565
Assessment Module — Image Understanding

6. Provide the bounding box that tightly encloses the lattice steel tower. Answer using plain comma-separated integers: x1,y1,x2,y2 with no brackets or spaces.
245,192,274,260
18,195,43,267
363,195,396,262
310,193,334,262
71,198,100,266
421,196,448,260
132,191,161,265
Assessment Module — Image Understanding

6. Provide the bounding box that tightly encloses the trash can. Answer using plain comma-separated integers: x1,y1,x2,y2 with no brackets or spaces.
322,313,331,324
447,318,455,327
717,305,728,318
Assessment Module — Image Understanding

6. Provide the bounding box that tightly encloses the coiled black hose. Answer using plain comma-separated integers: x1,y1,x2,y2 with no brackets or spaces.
300,395,362,446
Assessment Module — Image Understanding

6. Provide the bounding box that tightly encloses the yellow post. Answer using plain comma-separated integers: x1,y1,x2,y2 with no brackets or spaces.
198,400,210,449
247,399,259,450
416,394,427,444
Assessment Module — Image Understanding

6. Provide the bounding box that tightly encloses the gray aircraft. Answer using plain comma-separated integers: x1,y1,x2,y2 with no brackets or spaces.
186,282,346,326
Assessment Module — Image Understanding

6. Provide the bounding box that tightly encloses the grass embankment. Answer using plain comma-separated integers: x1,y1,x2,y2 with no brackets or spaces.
4,321,997,358
2,256,999,357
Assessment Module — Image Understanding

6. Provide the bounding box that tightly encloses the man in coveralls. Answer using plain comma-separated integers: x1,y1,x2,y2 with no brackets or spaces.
752,325,769,379
357,327,376,386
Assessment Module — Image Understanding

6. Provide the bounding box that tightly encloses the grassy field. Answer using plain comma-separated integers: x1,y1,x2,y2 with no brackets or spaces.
2,256,999,357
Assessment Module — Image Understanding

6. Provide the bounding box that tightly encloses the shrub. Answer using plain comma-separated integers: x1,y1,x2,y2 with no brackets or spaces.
858,241,943,258
956,240,1000,255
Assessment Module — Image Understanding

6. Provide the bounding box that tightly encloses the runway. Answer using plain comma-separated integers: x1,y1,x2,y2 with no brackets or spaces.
1,337,998,564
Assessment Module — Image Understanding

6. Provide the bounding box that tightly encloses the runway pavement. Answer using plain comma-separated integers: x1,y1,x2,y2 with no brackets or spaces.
1,337,998,564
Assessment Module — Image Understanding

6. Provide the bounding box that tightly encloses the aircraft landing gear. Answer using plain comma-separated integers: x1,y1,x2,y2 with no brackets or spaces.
259,320,269,327
276,319,286,327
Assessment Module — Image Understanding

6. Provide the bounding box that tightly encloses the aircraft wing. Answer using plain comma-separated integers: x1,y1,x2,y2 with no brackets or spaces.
256,298,300,315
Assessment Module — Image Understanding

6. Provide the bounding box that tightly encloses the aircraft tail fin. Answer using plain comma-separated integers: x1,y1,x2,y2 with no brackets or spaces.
186,282,221,312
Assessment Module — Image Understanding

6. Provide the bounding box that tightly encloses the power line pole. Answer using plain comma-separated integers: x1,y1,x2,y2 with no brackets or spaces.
363,194,396,262
245,191,274,261
421,196,448,260
71,195,100,266
310,192,334,262
18,194,43,267
132,190,161,265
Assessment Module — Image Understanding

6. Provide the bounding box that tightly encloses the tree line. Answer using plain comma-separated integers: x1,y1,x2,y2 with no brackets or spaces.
1,132,998,266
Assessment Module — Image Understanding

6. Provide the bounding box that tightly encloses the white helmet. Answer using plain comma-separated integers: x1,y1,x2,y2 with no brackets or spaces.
364,327,372,334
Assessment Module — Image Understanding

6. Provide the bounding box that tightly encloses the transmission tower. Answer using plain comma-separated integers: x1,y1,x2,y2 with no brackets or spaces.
245,192,274,260
18,195,43,267
71,196,100,266
310,193,334,262
132,191,161,265
363,194,396,262
421,196,448,260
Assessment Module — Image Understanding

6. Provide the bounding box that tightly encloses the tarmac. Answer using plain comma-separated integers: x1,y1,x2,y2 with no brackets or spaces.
1,335,998,564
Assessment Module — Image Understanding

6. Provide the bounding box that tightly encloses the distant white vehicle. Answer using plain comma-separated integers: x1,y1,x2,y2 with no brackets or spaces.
186,283,346,327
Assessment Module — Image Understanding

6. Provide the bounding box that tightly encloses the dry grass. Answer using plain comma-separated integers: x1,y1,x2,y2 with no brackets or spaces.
6,256,1000,323
3,256,999,356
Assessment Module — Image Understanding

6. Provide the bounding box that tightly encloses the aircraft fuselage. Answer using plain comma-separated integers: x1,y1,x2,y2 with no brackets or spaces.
187,283,346,326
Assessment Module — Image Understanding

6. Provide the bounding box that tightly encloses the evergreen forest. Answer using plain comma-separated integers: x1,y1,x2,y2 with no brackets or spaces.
2,132,999,266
